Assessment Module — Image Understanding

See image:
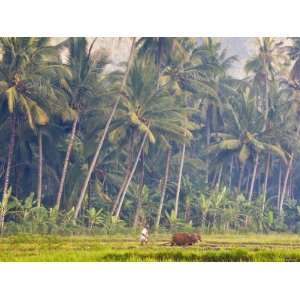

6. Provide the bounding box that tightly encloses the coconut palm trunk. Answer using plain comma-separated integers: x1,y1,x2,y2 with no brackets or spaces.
216,164,223,190
55,116,79,209
37,129,43,207
114,133,147,219
174,143,186,219
74,38,136,220
238,163,245,193
279,154,293,215
263,75,269,131
111,132,134,215
156,40,162,90
262,153,271,211
2,114,16,199
155,148,171,230
279,125,299,215
277,164,282,211
248,153,259,202
228,156,234,190
133,150,144,228
205,107,211,185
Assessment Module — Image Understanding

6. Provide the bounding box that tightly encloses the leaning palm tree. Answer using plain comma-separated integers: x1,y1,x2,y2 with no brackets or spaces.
53,37,112,210
109,59,193,220
74,38,137,220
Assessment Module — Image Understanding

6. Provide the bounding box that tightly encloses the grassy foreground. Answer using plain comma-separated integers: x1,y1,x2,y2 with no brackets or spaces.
1,233,300,262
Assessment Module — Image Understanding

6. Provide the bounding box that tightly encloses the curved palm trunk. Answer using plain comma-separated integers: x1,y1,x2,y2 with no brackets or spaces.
74,38,136,220
111,172,130,215
248,153,259,202
55,116,79,209
279,154,293,215
37,130,43,207
133,150,144,228
2,115,16,198
114,133,147,219
174,143,186,219
111,132,134,215
155,148,171,230
262,153,271,211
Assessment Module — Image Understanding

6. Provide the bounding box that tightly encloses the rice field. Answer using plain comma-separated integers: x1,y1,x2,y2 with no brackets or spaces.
1,233,300,262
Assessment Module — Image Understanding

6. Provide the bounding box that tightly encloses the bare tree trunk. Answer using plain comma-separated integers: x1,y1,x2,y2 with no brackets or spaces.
55,116,78,209
111,171,130,215
133,150,144,228
111,132,134,215
156,40,162,90
2,114,16,199
289,173,294,199
216,164,223,190
155,148,171,230
114,133,147,219
37,130,43,207
205,107,211,185
262,153,271,211
238,163,245,193
74,38,136,220
184,197,191,223
174,143,186,219
263,76,269,131
279,155,293,215
211,170,218,188
248,153,259,202
245,169,250,195
229,156,234,190
277,164,282,211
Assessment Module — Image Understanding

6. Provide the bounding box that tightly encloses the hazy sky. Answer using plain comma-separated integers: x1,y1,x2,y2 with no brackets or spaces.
53,37,258,78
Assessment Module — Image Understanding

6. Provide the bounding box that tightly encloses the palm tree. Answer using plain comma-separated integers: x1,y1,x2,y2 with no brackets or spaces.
110,59,192,219
54,37,110,210
0,38,60,200
137,38,189,89
74,37,137,220
208,91,288,197
245,37,288,128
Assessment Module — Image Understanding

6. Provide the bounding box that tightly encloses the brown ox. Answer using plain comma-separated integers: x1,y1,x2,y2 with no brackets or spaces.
170,232,202,246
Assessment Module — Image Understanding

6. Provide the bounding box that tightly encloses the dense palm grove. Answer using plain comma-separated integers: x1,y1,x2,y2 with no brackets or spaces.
1,37,300,234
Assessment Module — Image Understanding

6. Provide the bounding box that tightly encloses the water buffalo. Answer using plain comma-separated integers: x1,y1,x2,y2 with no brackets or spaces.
171,232,202,246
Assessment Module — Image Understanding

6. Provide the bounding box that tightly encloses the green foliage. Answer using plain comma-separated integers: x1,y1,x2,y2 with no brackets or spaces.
1,37,300,235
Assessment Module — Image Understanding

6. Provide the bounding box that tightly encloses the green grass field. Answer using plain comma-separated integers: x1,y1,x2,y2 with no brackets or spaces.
1,233,300,262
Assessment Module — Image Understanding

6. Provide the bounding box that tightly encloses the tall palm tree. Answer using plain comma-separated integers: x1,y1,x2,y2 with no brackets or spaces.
74,37,137,220
0,38,60,200
54,37,110,210
245,37,288,128
110,59,192,219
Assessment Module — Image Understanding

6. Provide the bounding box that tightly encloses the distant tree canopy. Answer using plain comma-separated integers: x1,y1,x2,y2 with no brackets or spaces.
1,37,300,234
